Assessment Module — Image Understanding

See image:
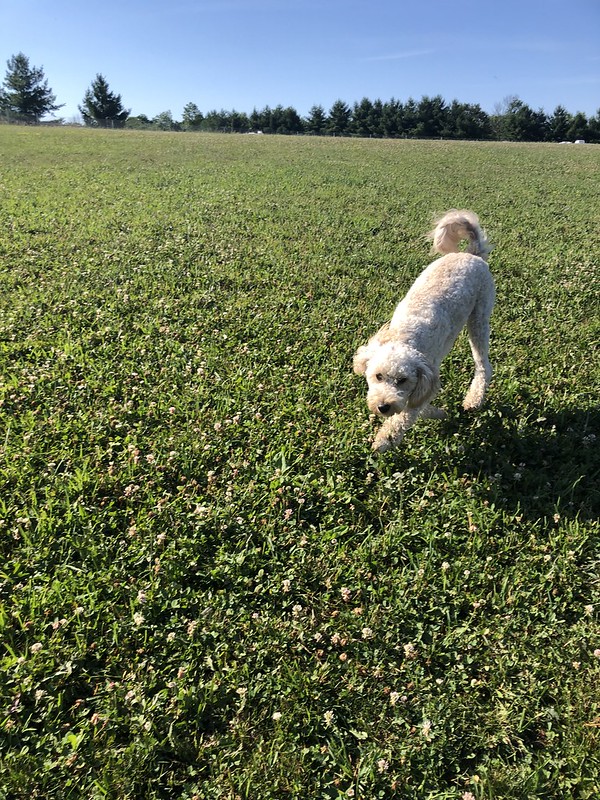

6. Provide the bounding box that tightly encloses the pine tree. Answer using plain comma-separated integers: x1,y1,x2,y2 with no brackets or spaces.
327,100,352,136
79,74,129,128
305,105,327,135
1,52,62,122
352,98,374,137
546,105,572,141
381,99,403,138
566,111,589,142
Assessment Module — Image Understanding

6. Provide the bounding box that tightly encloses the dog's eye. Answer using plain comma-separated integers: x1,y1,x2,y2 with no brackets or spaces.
396,376,407,386
375,373,384,382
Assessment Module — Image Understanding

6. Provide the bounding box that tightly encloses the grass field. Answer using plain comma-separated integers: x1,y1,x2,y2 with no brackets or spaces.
0,127,599,799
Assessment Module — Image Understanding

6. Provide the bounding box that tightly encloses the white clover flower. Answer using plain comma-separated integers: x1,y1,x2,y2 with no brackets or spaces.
403,643,417,660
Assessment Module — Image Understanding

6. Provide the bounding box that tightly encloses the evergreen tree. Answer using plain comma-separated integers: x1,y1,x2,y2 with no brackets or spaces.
257,105,273,133
566,111,589,141
327,100,352,136
1,52,62,122
305,105,327,135
445,101,491,140
367,99,384,137
79,74,129,128
249,108,262,132
381,99,403,137
270,105,296,134
352,97,374,137
546,105,572,141
401,98,419,137
586,109,600,143
414,95,448,138
280,106,304,134
499,98,547,141
229,110,251,133
201,109,230,132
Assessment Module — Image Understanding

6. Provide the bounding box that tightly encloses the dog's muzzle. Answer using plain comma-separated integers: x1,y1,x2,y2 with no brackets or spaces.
377,403,392,415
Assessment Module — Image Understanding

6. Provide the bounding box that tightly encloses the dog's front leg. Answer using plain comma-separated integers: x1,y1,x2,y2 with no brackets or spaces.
372,408,421,453
419,404,447,420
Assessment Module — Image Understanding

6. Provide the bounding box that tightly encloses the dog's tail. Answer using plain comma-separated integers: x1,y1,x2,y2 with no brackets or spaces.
429,209,492,258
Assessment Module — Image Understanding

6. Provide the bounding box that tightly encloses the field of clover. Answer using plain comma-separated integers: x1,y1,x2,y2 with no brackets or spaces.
0,126,599,799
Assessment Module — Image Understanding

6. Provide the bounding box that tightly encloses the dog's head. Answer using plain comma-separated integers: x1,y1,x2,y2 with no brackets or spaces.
353,333,439,416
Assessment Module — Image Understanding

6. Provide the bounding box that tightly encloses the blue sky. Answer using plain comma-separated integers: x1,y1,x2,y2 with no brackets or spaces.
2,0,599,121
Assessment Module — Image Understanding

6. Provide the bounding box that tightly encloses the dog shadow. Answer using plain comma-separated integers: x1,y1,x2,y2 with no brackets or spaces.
440,400,600,523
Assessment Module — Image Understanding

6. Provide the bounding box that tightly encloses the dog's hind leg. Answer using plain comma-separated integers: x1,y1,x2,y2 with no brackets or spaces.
463,307,493,410
372,408,421,453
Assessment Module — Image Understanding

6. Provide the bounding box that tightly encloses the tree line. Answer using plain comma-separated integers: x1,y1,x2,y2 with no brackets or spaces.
2,52,599,143
167,97,598,142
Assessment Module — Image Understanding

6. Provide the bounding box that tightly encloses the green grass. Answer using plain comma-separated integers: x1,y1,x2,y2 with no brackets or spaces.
0,126,599,799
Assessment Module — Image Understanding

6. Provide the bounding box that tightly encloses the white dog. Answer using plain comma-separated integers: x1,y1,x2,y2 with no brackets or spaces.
354,210,495,453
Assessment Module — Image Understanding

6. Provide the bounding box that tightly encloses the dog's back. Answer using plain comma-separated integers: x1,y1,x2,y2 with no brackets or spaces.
390,210,494,358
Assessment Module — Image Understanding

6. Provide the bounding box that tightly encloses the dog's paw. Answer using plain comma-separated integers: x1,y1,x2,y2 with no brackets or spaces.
462,396,484,411
463,379,488,411
372,424,404,453
372,436,393,453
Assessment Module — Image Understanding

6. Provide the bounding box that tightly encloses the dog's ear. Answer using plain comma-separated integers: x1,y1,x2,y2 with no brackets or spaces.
353,345,371,375
407,360,440,408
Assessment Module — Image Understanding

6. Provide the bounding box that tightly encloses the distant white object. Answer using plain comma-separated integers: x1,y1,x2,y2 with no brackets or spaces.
574,139,586,144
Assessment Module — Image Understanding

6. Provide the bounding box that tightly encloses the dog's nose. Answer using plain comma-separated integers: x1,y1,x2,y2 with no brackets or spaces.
378,403,391,415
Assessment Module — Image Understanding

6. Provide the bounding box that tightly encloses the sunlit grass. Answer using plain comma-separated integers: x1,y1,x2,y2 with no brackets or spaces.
0,127,599,799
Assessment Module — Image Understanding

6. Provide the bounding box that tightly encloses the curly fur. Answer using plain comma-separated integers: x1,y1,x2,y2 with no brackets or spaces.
354,210,495,453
